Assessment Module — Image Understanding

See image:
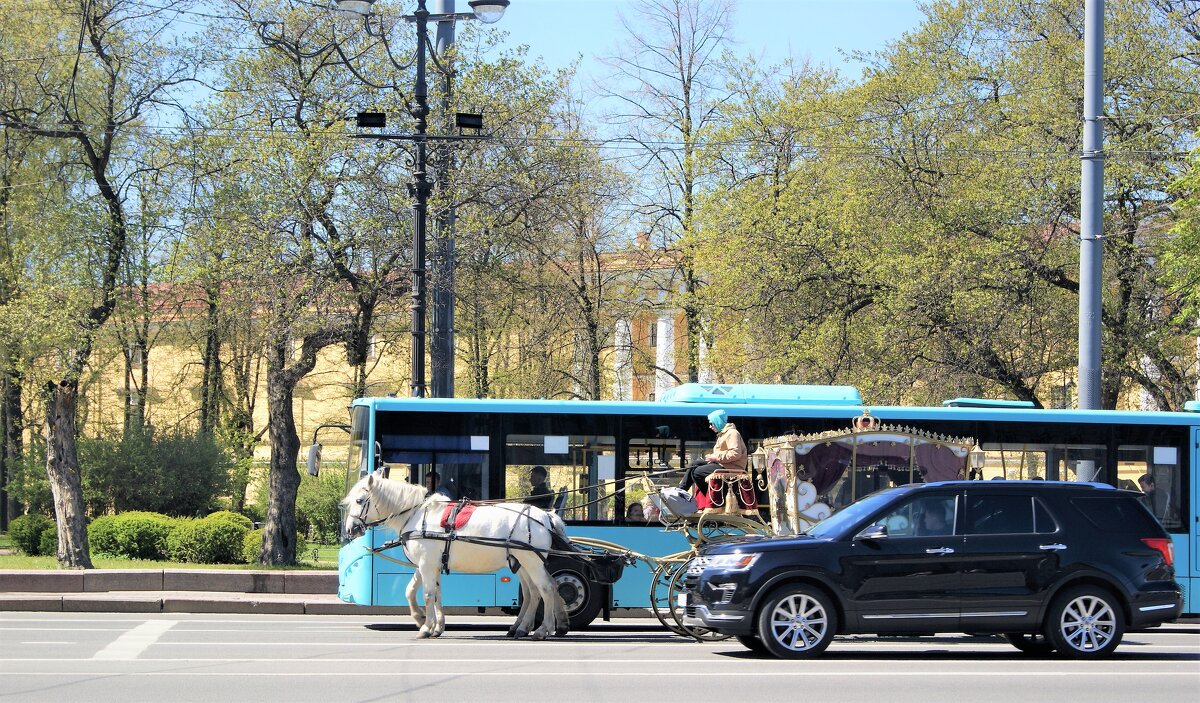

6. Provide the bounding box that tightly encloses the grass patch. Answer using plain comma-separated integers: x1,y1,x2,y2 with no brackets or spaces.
0,547,339,570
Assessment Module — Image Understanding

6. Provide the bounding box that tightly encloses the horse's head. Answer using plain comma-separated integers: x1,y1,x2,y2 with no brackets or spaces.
341,471,383,542
341,470,429,542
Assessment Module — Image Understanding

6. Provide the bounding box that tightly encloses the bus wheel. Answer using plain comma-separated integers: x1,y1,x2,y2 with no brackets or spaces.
553,568,602,630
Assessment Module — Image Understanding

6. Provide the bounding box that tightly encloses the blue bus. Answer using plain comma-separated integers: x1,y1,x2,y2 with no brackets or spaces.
320,384,1198,624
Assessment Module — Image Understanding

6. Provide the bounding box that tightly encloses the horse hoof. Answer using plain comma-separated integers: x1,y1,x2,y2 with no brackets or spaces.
506,627,518,638
554,626,569,637
416,631,431,639
530,630,548,641
513,629,528,639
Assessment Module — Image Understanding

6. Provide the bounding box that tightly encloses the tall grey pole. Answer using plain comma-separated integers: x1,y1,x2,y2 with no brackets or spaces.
1079,0,1104,410
409,0,431,398
430,0,456,398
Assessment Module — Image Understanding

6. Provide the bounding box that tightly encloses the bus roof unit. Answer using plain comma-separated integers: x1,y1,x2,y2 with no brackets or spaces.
942,397,1038,409
658,383,863,406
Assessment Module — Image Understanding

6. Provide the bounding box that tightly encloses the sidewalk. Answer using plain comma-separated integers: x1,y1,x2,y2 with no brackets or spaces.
0,569,408,615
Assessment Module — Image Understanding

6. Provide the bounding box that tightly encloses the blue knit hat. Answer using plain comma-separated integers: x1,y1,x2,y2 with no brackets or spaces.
708,409,728,431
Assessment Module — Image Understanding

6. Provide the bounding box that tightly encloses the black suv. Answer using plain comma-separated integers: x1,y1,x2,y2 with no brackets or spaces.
681,481,1181,659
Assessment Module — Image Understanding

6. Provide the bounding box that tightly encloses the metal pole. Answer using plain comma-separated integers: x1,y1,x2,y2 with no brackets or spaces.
1078,0,1104,409
410,0,431,398
430,0,456,398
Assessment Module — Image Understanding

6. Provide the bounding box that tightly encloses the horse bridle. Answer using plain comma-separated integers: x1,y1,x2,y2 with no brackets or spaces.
346,489,425,539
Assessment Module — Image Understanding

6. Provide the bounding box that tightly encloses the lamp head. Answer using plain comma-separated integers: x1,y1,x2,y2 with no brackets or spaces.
468,0,509,23
969,444,986,471
336,0,376,16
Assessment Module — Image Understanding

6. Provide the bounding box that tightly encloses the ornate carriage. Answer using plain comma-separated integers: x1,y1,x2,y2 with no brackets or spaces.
597,411,976,639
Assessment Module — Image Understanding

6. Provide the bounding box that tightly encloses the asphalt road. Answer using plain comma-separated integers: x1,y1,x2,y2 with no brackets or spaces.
1,614,1197,702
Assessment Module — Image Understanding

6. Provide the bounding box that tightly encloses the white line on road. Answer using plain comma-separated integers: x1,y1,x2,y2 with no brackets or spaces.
5,657,1197,666
92,620,177,660
2,667,1200,671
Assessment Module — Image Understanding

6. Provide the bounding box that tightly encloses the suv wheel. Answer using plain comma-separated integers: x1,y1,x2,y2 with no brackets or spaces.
736,634,771,655
755,584,837,659
1044,586,1124,659
1004,632,1055,655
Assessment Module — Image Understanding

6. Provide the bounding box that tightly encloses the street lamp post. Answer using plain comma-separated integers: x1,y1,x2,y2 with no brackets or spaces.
335,0,509,398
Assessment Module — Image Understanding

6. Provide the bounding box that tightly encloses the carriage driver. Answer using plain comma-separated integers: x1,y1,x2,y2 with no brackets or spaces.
677,409,748,493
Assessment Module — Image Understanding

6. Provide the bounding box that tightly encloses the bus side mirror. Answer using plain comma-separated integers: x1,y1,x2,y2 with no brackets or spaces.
306,443,322,476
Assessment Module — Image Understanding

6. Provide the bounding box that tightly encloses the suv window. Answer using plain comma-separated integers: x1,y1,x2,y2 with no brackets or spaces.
876,495,956,537
1033,498,1059,534
1070,496,1161,533
966,494,1035,535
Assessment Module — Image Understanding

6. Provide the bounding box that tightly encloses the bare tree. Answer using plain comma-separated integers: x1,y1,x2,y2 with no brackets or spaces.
601,0,736,383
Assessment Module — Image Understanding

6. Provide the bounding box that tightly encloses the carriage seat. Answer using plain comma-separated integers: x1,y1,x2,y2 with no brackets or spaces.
695,469,758,515
552,486,568,514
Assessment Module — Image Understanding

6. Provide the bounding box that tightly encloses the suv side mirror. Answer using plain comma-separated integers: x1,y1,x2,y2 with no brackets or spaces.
855,524,888,541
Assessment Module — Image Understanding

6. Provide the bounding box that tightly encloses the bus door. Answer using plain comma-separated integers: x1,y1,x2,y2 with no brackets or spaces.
1192,427,1199,612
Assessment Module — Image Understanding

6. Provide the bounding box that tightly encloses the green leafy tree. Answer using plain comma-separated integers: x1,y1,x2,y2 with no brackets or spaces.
0,1,201,565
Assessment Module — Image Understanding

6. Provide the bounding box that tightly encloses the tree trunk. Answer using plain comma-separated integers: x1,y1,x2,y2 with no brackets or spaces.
261,341,301,565
1,364,22,530
43,380,92,568
199,296,222,433
259,329,343,565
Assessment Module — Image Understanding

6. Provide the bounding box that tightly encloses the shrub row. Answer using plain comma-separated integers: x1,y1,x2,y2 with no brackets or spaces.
86,510,261,563
12,511,312,564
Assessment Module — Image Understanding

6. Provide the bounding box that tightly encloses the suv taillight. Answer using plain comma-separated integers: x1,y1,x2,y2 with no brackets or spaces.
1141,538,1174,567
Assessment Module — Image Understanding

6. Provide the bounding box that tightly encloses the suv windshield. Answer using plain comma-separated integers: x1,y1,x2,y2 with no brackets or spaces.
807,487,904,539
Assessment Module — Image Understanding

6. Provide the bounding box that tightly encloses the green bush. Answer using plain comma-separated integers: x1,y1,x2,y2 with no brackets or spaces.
8,514,55,556
242,528,308,564
80,427,233,517
89,512,175,560
296,471,346,544
38,528,57,557
166,515,248,564
204,510,253,529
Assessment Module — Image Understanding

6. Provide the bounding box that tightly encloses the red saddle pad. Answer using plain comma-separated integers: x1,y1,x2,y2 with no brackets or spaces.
439,503,477,531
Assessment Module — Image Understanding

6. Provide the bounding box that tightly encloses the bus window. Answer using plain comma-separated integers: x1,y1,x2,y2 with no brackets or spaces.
975,444,1106,482
505,434,617,521
627,437,682,520
376,433,489,500
1118,445,1182,530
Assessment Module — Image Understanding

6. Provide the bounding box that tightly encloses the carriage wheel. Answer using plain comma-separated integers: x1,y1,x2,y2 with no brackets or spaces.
663,561,732,642
649,560,690,637
649,558,731,642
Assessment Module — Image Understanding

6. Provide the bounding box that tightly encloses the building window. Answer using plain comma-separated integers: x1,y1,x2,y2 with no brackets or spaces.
648,322,657,348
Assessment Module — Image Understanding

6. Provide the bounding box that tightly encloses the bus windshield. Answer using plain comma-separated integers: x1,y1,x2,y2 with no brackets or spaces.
346,406,370,490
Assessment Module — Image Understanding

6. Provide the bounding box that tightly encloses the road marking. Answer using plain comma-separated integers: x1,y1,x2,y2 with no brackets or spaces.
2,667,1200,671
92,620,177,660
19,641,76,645
4,652,1195,662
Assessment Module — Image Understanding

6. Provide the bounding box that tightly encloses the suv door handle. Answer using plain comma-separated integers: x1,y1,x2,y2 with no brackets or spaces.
925,547,955,554
1039,543,1067,551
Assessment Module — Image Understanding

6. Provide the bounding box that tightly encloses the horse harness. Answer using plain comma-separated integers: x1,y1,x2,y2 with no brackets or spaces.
378,500,551,575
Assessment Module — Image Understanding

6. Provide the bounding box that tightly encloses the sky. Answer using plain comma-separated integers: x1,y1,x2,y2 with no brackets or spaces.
490,0,927,78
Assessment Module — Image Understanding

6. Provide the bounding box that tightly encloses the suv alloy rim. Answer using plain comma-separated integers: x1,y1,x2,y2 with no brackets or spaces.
768,593,829,651
1058,595,1117,652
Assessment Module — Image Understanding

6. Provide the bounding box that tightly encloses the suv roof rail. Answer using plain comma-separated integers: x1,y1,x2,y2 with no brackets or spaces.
942,397,1037,409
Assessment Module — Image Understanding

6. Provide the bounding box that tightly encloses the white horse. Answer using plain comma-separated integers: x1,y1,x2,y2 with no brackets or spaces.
341,470,569,640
